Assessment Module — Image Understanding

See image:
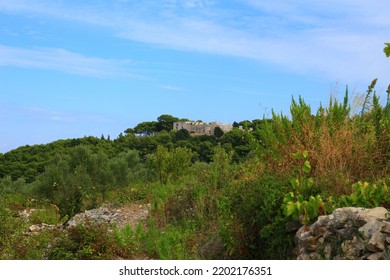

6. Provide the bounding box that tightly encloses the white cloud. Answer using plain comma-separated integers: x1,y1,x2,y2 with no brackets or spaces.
0,45,141,78
21,106,115,124
1,0,389,85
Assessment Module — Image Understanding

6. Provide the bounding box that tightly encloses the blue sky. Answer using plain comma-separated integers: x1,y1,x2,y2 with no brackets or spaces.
1,0,389,153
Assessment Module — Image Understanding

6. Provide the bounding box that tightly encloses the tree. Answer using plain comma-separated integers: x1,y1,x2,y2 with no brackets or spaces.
197,141,214,162
124,128,135,135
384,43,390,57
213,126,224,138
211,145,233,189
175,128,190,141
134,121,159,136
153,145,193,184
157,114,179,132
239,120,252,130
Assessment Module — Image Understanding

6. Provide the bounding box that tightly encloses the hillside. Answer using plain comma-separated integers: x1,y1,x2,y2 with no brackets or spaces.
1,83,389,259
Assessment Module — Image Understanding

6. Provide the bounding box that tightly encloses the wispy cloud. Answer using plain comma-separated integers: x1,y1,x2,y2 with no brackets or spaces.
1,0,389,83
0,45,142,78
25,107,75,122
158,84,185,91
22,106,115,124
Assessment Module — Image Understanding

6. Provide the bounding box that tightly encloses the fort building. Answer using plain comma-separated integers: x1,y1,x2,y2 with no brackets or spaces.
173,121,233,135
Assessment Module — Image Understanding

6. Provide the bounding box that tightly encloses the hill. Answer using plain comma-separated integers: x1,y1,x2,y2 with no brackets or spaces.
0,83,389,259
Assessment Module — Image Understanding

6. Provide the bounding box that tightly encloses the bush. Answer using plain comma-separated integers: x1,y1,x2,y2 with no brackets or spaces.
48,221,116,260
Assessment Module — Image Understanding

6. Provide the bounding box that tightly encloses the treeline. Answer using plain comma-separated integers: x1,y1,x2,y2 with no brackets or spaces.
0,114,270,183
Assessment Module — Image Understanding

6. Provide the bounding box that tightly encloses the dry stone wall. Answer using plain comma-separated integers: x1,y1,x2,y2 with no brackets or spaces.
295,207,390,260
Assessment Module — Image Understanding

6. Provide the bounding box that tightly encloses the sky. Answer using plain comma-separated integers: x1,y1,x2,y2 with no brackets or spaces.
1,0,389,153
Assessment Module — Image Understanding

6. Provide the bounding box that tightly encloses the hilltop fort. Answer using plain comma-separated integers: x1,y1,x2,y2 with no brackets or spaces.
173,121,233,136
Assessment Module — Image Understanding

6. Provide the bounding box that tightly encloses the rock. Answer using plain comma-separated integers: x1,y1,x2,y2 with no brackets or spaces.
295,224,310,244
295,207,390,260
310,215,331,235
332,207,359,229
341,236,365,259
356,207,388,223
19,208,38,221
367,252,384,260
323,244,333,259
29,224,41,232
66,204,150,230
381,221,390,234
300,232,317,251
359,220,384,239
337,227,355,240
366,231,386,252
332,208,354,229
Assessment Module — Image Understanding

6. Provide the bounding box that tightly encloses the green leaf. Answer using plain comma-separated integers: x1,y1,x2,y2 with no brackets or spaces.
292,152,301,159
302,160,311,173
307,177,314,188
286,201,297,217
302,150,309,159
283,192,294,203
290,178,299,189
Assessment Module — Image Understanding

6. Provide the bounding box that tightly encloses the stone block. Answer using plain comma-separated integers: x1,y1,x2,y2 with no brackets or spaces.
359,220,384,239
356,207,388,223
367,252,384,260
341,236,365,259
300,232,318,251
365,231,386,252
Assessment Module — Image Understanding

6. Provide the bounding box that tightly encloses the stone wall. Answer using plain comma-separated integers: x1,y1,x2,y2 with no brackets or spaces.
173,121,233,135
295,207,390,260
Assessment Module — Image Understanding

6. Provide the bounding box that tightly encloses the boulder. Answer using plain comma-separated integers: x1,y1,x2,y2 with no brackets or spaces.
295,207,390,260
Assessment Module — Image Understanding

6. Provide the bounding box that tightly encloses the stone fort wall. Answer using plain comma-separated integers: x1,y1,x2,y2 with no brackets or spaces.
173,121,233,135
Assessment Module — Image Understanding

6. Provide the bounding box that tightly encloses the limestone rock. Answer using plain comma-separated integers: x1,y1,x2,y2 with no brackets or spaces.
295,207,390,260
381,221,390,234
300,232,317,251
366,231,386,252
29,224,41,232
341,236,365,259
359,220,384,239
66,203,150,230
367,252,384,260
332,207,356,229
356,207,388,223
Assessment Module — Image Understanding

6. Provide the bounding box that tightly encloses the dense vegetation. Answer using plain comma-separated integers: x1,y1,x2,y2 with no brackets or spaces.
0,80,389,259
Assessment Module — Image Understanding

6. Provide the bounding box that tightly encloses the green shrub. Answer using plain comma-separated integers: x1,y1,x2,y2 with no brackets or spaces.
339,179,390,208
48,221,116,260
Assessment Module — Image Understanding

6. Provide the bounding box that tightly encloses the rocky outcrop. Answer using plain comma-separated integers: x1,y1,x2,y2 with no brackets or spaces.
66,203,150,230
20,203,150,237
295,207,390,260
26,223,62,236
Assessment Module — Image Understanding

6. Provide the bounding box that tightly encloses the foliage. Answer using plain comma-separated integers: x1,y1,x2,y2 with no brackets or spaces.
339,179,390,208
48,221,117,260
282,151,331,224
282,152,389,225
151,145,193,185
211,145,233,189
385,43,390,57
213,126,224,138
29,207,61,225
